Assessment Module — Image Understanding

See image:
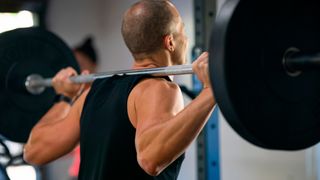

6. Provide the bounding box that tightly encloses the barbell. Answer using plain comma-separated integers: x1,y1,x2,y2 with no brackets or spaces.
1,0,320,150
25,64,193,95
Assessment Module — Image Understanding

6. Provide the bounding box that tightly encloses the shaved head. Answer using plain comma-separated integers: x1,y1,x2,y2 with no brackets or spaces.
121,0,179,57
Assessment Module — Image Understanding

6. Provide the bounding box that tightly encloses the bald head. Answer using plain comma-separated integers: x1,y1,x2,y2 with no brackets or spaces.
121,0,179,57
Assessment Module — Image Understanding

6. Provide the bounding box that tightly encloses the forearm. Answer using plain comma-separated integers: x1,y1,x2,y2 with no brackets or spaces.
37,102,71,125
137,88,215,173
24,122,76,165
24,68,87,165
24,102,73,165
163,88,215,153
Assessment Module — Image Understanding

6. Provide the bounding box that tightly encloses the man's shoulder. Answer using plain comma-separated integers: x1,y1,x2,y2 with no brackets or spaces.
129,77,182,106
137,77,180,93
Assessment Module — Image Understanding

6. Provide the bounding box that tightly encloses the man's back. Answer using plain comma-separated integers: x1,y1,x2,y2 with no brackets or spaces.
79,75,184,180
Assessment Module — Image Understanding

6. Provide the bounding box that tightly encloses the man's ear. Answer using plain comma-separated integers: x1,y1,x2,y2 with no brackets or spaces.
163,34,175,52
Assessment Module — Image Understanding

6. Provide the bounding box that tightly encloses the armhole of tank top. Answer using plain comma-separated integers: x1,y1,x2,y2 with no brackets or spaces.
79,78,105,125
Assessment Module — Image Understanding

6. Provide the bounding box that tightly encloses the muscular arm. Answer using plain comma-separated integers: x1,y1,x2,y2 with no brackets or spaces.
23,89,89,165
131,78,215,176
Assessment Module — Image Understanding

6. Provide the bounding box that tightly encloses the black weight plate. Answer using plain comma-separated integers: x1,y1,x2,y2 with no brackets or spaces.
0,27,80,142
210,0,320,150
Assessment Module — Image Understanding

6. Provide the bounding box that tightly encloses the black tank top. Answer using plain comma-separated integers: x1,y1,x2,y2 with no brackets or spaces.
78,75,185,180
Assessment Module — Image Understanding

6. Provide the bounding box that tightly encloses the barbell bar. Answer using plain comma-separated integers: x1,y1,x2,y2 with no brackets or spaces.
25,64,193,95
24,48,320,95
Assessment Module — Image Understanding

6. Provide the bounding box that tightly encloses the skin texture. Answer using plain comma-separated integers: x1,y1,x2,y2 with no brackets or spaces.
24,0,215,177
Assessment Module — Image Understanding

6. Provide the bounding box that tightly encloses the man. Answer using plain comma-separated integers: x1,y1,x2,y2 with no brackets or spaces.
23,0,215,179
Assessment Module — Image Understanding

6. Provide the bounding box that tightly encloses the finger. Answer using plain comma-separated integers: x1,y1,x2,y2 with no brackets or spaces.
193,52,208,70
65,67,78,76
53,68,65,81
59,69,71,81
59,67,77,83
197,52,209,62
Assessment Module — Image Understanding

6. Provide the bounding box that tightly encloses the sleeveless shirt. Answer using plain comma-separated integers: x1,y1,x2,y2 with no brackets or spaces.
78,75,185,180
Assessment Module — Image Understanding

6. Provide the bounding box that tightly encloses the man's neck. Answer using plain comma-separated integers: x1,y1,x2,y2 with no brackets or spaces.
132,51,173,69
131,55,174,81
